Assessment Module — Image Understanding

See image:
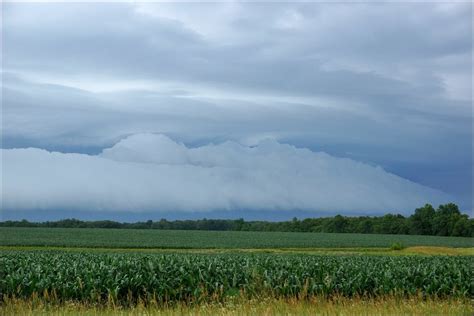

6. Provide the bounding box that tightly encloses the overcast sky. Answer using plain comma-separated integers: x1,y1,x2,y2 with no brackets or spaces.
1,2,472,220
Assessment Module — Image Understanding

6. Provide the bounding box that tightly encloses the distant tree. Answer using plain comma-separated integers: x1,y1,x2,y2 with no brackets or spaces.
383,214,409,235
410,204,435,235
357,219,373,234
233,218,245,231
452,215,470,237
300,218,316,232
432,203,461,236
323,215,348,233
1,202,471,237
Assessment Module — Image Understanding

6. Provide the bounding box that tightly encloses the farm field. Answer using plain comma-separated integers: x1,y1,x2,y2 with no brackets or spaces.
1,251,472,304
1,227,473,249
1,229,473,315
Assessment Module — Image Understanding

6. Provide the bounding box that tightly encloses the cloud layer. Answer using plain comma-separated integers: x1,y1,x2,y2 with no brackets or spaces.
2,134,449,215
1,2,472,214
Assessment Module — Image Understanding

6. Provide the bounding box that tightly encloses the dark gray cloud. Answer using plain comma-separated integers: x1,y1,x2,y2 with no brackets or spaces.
1,2,472,216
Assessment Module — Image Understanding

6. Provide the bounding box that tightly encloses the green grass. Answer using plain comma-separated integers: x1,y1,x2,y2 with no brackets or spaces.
1,227,473,249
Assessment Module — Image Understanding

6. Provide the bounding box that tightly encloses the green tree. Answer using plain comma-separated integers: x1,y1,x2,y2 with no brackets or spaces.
410,204,435,235
323,215,348,233
432,203,462,236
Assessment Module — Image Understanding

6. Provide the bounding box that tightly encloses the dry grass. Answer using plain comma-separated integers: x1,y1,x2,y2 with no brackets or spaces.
1,245,472,256
400,246,474,256
2,295,473,316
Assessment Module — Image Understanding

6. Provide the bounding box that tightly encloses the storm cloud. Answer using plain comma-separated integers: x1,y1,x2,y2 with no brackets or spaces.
1,2,472,217
1,134,450,214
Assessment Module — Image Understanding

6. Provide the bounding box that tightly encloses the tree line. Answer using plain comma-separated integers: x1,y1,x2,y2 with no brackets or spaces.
1,203,472,237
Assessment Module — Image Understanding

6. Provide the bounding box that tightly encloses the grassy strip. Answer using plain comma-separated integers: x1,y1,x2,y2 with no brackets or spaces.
2,295,472,316
1,245,473,256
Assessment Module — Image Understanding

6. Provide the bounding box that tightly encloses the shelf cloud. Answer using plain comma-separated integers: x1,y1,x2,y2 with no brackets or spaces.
2,134,450,215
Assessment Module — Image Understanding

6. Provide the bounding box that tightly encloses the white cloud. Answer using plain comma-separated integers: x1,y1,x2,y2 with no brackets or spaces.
1,134,450,214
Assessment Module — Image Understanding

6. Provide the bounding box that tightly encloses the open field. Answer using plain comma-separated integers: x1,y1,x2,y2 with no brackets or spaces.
2,229,473,315
1,227,473,248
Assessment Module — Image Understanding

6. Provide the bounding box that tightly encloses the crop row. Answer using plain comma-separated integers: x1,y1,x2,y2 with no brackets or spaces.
2,227,473,248
0,252,472,304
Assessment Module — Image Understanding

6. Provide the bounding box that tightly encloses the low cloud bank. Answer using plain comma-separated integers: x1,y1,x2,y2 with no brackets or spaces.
1,134,450,214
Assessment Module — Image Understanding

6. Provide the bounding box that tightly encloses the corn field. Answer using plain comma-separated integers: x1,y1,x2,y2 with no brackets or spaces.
1,251,472,305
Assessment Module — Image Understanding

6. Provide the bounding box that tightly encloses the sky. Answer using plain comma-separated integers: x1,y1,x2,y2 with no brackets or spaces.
1,1,472,221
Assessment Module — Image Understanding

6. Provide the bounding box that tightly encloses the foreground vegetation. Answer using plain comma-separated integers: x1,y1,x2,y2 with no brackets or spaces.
1,227,473,249
1,251,472,305
3,203,472,237
2,219,472,315
2,296,473,316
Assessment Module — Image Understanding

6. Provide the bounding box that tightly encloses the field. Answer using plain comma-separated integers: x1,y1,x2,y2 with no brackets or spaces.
2,251,472,301
1,228,473,315
1,227,473,248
